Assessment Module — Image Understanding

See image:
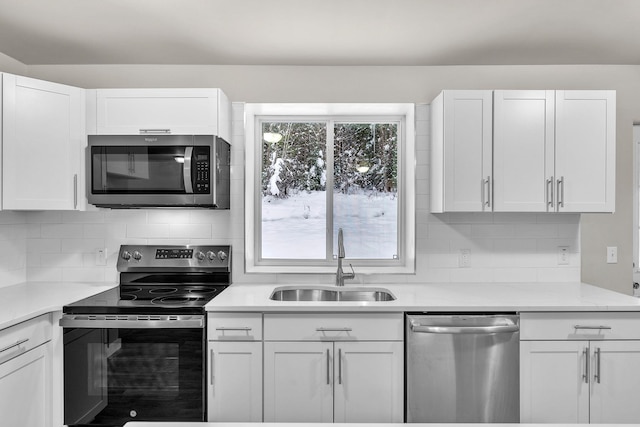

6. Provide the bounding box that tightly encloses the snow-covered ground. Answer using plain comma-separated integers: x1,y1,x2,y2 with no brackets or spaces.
262,190,397,259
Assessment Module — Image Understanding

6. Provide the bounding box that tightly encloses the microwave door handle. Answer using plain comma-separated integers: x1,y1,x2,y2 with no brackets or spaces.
183,147,194,194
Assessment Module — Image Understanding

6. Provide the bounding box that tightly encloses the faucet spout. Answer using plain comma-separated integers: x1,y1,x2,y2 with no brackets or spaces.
336,228,355,286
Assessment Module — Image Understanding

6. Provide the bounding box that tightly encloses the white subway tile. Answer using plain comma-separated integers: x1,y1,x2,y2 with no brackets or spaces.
493,268,538,283
26,211,63,224
147,210,191,224
450,268,494,283
515,224,559,239
61,238,106,253
62,267,106,282
41,224,84,239
41,253,84,268
170,223,212,239
27,267,63,282
27,239,61,254
537,267,580,282
62,211,106,224
471,224,515,238
126,224,171,239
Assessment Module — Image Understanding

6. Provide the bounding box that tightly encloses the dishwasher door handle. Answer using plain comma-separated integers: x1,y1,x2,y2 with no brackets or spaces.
410,321,519,334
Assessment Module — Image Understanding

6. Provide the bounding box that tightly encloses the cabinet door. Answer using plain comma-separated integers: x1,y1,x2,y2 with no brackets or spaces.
493,90,555,212
431,90,492,212
207,341,262,422
96,89,222,136
520,340,589,423
2,74,83,210
0,345,51,427
590,341,640,423
333,341,403,423
555,90,615,212
263,341,333,422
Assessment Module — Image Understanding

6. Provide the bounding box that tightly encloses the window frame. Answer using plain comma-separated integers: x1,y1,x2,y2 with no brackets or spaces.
245,103,415,274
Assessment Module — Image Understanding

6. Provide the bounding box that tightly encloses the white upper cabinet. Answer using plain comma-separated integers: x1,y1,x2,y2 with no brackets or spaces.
431,90,493,212
555,90,616,213
493,90,555,212
2,74,84,210
431,89,616,213
94,88,231,141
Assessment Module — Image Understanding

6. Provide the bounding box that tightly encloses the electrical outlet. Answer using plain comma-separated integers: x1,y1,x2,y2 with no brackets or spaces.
557,246,570,265
459,249,471,268
96,248,107,266
607,246,618,264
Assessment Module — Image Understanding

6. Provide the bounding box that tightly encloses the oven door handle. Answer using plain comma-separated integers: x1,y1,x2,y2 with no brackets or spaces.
183,146,194,194
59,314,204,329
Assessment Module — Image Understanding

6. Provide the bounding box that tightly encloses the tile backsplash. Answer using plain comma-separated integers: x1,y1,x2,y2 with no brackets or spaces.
8,102,580,287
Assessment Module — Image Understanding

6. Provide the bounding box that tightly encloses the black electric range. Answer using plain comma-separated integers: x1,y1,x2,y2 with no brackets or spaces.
60,245,231,427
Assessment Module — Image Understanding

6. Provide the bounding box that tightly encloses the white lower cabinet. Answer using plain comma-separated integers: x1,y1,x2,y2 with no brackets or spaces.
263,313,404,423
520,312,640,424
264,341,333,422
0,314,52,427
207,313,262,422
333,341,404,423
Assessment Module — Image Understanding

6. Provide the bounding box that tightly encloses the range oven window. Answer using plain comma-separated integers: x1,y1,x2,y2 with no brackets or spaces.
63,326,204,426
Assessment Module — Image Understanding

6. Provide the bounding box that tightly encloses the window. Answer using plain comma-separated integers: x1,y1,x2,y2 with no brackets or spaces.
245,104,415,274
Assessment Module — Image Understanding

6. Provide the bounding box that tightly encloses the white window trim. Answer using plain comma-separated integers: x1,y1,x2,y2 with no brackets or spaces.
244,103,415,274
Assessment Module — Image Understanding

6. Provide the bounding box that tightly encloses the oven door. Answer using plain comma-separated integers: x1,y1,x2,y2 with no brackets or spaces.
87,135,215,207
61,315,205,426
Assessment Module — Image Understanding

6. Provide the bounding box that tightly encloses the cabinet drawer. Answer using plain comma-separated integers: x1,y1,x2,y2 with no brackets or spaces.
264,313,403,341
0,314,52,364
208,313,262,341
520,312,640,340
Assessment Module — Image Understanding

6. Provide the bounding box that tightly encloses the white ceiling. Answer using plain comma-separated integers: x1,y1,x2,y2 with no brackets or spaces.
1,0,639,66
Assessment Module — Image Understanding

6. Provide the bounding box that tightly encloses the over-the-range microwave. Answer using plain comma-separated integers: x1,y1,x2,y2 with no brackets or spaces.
87,135,230,208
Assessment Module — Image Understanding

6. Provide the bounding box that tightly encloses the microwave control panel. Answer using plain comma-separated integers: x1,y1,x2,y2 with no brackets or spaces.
193,147,210,193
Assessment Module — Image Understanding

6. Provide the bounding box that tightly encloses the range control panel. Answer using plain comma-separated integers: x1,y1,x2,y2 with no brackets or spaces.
117,245,231,272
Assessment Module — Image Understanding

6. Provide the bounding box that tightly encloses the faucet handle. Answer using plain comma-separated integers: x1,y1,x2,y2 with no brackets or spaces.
346,263,356,279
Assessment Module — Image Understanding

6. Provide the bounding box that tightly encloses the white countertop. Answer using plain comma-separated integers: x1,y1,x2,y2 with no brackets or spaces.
0,281,117,330
206,282,640,312
124,423,625,427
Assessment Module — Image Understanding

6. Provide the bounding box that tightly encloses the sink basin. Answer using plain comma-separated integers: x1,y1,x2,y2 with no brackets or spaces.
269,285,396,302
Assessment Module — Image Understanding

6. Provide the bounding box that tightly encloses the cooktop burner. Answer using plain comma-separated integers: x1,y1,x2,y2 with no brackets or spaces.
63,244,231,315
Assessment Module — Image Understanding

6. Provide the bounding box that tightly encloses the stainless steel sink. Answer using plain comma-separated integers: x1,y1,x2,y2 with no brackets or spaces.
269,285,396,302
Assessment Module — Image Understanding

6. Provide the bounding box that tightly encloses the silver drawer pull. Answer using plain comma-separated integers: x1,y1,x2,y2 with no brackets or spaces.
574,325,612,330
316,327,353,332
215,327,252,331
0,338,29,354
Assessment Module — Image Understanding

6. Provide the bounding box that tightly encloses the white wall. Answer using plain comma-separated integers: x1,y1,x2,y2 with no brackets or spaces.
1,63,636,292
23,102,580,286
0,211,27,287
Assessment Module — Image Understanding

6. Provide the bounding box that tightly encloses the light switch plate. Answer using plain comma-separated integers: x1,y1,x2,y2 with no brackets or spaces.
557,246,570,265
96,248,107,266
607,246,618,264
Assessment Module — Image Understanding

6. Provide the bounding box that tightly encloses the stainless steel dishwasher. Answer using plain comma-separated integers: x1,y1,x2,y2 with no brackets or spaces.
406,313,520,423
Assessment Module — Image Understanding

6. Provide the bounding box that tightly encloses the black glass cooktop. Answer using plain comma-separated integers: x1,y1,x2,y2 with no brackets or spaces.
63,284,228,315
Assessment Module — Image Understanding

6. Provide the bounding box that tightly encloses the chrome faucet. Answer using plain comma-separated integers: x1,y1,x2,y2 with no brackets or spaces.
336,228,355,286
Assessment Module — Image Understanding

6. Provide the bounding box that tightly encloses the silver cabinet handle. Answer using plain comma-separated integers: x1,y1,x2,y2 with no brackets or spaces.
481,176,491,208
557,176,565,208
326,349,330,385
0,338,29,354
139,129,171,134
183,147,194,194
594,347,601,383
582,347,589,383
574,325,612,330
215,327,252,331
316,327,352,332
546,178,554,209
73,174,78,209
338,348,343,385
210,349,215,386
